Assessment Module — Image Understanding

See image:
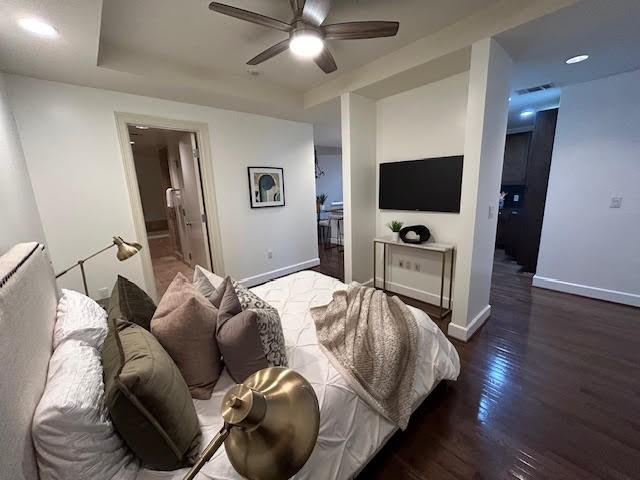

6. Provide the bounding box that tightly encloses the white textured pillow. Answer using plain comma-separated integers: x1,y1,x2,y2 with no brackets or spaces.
53,289,108,350
32,340,139,480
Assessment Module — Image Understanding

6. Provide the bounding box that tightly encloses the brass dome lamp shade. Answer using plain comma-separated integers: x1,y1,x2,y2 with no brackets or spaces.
55,236,142,295
184,367,320,480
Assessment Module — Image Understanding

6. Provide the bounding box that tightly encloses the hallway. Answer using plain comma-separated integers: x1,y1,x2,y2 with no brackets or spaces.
148,234,194,296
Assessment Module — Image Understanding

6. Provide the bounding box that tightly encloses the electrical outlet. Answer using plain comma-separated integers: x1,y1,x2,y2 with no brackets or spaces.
414,263,421,272
267,250,273,259
98,287,110,300
399,260,405,268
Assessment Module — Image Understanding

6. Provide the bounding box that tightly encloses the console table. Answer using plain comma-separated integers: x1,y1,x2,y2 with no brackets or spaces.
373,237,454,320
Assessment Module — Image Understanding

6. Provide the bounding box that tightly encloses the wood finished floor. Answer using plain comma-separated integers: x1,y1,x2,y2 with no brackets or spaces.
314,245,640,479
148,235,194,296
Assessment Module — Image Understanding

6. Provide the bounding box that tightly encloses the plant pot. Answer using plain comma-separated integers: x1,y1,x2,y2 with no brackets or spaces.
391,232,400,242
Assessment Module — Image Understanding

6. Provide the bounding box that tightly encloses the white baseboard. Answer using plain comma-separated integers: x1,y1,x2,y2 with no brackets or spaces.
447,305,491,342
239,258,320,287
371,278,451,306
532,275,640,308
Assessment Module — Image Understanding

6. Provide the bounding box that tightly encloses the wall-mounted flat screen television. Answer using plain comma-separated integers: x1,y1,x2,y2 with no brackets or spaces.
379,156,463,212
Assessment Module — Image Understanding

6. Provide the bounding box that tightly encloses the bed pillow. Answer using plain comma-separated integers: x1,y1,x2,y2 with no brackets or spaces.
102,318,201,471
192,265,223,302
150,273,222,400
215,278,268,382
32,339,139,480
53,288,108,350
108,275,156,330
232,280,288,367
194,268,288,367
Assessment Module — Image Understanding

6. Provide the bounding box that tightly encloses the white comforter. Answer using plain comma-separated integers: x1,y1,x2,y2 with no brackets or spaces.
137,271,460,480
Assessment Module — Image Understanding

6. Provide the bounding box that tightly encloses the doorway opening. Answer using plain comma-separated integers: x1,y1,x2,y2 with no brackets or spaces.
127,125,213,296
309,99,344,282
494,90,559,279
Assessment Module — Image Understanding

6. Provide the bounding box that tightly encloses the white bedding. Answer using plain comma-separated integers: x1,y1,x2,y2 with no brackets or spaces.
137,271,460,480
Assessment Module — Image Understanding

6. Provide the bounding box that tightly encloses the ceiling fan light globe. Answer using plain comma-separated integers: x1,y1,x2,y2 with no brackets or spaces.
290,32,324,58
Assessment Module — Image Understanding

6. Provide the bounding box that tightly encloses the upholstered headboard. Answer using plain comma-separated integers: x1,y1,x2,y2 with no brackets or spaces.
0,243,59,480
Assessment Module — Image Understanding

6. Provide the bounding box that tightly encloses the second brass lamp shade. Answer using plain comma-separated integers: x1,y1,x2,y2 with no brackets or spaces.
113,236,143,261
184,367,320,480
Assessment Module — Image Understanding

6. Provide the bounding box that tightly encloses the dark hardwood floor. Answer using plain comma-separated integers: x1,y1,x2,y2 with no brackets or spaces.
312,241,345,282
311,244,640,479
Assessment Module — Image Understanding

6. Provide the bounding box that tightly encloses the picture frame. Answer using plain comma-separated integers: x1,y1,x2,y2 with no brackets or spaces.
247,167,285,208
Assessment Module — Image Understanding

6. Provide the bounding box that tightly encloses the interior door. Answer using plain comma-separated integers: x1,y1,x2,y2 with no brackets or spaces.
177,132,212,270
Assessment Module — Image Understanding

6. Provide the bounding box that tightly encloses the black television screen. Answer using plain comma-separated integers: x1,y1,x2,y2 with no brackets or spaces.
379,156,463,212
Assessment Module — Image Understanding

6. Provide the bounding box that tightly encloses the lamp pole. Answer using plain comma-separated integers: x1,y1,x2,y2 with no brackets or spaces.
55,237,142,296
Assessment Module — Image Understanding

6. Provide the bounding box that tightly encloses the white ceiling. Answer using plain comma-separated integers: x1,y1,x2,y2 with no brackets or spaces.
7,0,631,143
499,0,640,131
99,0,498,92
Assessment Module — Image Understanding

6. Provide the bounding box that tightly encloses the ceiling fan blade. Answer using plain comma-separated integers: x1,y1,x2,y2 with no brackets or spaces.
323,21,399,40
301,0,331,26
314,47,337,74
247,39,290,65
209,2,292,32
289,0,305,16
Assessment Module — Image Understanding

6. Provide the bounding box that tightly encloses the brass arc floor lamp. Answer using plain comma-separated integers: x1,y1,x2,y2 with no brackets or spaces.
183,367,320,480
55,236,142,295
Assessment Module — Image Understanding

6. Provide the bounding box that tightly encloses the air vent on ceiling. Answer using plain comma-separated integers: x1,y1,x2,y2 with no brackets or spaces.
515,83,554,95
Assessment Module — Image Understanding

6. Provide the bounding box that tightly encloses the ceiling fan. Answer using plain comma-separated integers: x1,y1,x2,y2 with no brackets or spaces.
208,0,400,73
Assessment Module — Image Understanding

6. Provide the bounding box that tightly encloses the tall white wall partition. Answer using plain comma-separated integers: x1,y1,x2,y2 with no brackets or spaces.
341,93,377,284
448,38,512,341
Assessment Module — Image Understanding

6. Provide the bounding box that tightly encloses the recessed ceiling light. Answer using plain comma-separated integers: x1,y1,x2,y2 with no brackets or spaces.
134,125,149,130
565,54,589,64
290,31,324,58
508,97,512,102
520,110,535,118
18,17,58,38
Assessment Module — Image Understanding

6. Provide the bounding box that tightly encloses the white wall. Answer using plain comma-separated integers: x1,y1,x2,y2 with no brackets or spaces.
133,149,170,223
376,72,468,303
341,93,377,284
7,75,318,297
0,73,45,254
534,70,640,307
449,39,511,341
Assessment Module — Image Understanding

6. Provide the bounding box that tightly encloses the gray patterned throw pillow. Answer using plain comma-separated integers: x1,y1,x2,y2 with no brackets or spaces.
232,280,288,367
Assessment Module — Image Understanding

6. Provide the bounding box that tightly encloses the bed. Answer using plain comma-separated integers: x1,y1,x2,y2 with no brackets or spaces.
0,243,460,480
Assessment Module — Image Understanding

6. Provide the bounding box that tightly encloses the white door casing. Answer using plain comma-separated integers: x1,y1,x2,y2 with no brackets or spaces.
178,132,211,270
115,112,224,301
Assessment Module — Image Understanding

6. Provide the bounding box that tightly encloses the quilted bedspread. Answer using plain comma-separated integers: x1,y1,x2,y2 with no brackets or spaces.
137,270,460,480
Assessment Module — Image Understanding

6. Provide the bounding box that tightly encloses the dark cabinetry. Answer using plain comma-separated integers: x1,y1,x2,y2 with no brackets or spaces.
496,109,558,273
502,132,530,185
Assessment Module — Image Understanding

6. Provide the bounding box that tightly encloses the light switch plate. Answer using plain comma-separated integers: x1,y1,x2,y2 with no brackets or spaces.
610,196,623,208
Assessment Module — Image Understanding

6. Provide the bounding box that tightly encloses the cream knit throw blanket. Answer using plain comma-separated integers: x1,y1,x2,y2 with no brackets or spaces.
311,284,418,430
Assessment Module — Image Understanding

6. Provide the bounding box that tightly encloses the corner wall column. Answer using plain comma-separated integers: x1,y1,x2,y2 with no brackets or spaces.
340,92,377,284
448,38,512,341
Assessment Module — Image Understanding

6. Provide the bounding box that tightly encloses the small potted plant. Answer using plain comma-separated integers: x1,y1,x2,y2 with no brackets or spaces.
386,220,404,242
316,193,328,214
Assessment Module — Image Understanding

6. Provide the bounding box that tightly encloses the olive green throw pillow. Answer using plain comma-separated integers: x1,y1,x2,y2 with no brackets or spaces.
108,275,156,330
102,318,201,470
